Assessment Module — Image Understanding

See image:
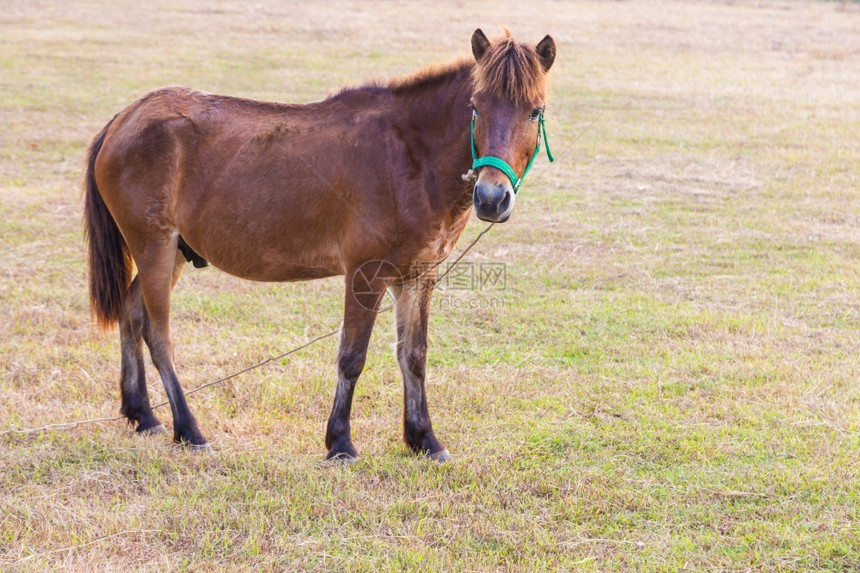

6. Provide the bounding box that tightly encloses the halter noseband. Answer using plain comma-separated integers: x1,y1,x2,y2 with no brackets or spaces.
469,109,554,193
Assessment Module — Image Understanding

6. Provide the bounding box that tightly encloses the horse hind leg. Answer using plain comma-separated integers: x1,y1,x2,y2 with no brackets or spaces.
135,237,210,451
118,275,166,434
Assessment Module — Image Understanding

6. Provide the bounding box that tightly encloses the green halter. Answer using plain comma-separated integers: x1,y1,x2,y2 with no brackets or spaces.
469,109,554,193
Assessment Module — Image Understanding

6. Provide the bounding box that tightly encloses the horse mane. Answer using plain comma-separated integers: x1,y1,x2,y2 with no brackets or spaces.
472,30,549,104
327,31,548,104
387,59,473,95
326,59,473,103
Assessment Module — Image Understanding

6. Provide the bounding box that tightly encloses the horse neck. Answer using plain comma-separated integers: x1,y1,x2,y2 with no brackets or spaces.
393,65,475,203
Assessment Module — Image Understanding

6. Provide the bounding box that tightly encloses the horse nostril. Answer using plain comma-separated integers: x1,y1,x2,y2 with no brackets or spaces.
497,190,512,214
473,188,483,210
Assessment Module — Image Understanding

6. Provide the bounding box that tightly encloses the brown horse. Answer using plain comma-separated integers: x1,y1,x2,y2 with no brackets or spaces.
84,29,555,460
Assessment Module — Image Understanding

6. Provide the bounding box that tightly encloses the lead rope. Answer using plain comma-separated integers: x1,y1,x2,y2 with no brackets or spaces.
0,329,340,436
0,226,495,437
3,110,569,438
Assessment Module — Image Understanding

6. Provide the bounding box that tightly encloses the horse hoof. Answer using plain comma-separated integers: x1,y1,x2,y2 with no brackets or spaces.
323,452,357,466
190,442,214,454
137,423,167,436
428,449,451,463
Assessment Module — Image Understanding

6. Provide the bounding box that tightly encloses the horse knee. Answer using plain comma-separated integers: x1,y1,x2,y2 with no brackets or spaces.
338,347,367,381
399,344,427,378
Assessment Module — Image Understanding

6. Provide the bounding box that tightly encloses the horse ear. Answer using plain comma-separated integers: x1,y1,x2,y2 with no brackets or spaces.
536,35,556,72
471,29,490,62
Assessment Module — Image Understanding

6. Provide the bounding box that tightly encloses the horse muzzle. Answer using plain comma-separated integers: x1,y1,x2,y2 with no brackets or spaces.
473,180,515,223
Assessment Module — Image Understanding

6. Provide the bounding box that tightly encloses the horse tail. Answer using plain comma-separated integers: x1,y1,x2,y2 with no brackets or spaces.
84,116,132,330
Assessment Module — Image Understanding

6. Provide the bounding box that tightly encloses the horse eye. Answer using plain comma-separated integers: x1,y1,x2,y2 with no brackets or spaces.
529,108,542,121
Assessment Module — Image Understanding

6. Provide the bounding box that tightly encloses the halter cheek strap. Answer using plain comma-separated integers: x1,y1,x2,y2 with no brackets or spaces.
470,109,554,193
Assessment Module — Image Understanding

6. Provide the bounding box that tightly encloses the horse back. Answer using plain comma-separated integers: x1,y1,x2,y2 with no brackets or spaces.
95,87,412,281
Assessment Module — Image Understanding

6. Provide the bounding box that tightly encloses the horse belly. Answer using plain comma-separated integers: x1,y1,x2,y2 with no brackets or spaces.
169,104,383,282
177,197,346,283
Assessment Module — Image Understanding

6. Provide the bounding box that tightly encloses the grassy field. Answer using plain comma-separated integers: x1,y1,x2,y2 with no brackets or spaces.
2,0,860,570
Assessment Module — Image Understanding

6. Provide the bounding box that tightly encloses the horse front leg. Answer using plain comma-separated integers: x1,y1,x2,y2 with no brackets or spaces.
392,277,449,461
324,264,391,461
